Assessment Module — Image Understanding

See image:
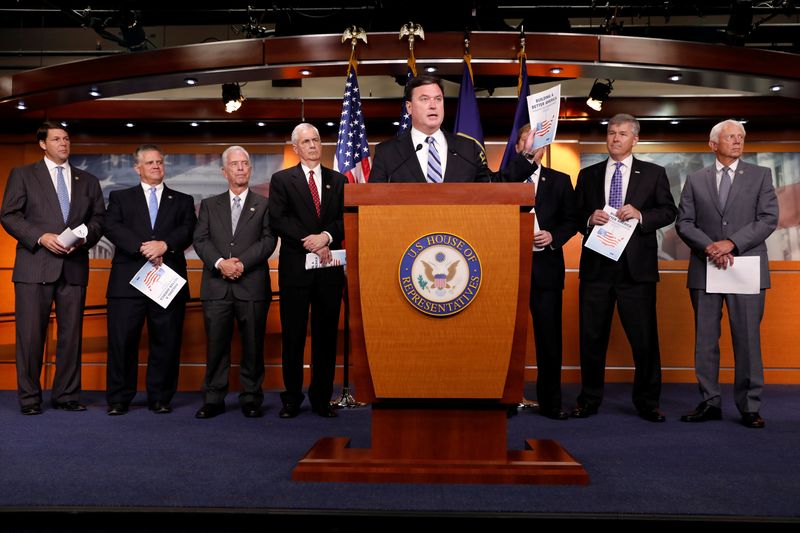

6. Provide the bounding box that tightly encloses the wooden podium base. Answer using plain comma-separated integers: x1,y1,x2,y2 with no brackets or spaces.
292,437,589,485
292,407,589,485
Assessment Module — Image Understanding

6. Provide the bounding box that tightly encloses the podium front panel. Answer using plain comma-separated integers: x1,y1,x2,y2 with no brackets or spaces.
358,204,520,399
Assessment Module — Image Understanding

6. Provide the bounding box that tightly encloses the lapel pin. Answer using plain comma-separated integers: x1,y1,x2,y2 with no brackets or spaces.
541,177,546,182
168,195,173,199
325,184,331,189
634,170,641,174
75,176,80,180
249,207,255,211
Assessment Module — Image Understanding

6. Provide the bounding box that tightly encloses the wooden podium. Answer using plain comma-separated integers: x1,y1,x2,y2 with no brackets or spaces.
292,184,588,485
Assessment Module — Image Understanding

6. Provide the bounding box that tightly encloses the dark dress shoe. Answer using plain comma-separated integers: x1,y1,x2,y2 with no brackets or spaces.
311,405,338,418
20,404,42,416
52,400,86,411
279,404,299,418
680,401,722,422
570,404,599,418
241,402,262,418
107,403,129,416
540,406,569,420
149,401,172,414
638,407,666,423
195,403,224,419
741,412,765,428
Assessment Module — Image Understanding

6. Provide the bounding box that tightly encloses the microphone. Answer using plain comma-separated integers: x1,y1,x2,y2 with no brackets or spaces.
387,143,423,182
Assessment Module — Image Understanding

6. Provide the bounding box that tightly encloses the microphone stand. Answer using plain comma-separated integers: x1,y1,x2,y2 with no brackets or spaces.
330,269,366,409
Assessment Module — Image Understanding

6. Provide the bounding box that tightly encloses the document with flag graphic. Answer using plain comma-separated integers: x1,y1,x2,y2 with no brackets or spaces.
305,249,346,270
584,205,637,261
129,262,186,309
526,84,561,149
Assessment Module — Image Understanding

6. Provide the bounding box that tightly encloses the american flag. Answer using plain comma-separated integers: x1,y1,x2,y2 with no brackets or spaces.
143,266,162,290
596,227,624,247
397,53,417,135
334,61,371,183
536,119,553,136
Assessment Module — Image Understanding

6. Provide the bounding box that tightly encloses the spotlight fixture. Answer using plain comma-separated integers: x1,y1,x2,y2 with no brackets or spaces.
770,84,783,92
60,121,68,127
190,122,199,127
222,82,245,113
299,69,312,76
89,87,102,97
325,121,335,127
125,122,135,128
184,77,198,85
670,120,680,125
600,119,609,125
586,79,613,111
257,121,266,127
16,101,27,110
392,121,400,126
549,67,563,75
669,74,682,82
424,66,438,73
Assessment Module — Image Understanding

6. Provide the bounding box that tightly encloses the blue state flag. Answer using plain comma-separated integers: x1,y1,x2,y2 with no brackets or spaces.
453,55,485,162
500,52,530,171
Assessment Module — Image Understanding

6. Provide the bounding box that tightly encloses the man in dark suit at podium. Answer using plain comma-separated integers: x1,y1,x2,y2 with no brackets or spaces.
370,75,537,183
104,144,196,416
1,121,105,415
193,146,276,419
505,124,578,420
572,114,677,423
269,123,346,419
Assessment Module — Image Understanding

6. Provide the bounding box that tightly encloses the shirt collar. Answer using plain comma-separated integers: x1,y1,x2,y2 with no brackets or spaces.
716,159,739,173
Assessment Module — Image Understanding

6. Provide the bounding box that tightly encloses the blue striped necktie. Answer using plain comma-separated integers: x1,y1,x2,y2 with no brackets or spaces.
55,166,70,223
426,136,443,183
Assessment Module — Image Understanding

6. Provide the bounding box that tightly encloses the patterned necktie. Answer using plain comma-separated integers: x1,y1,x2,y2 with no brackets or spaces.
426,136,443,183
609,161,624,209
148,186,158,228
55,166,70,224
308,170,321,217
231,195,242,233
719,166,732,209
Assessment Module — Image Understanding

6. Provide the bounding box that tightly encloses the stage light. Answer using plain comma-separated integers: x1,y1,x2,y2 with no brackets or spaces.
549,67,563,74
770,84,783,92
89,87,102,97
16,101,27,110
669,73,682,82
222,83,245,113
184,78,198,86
586,79,613,111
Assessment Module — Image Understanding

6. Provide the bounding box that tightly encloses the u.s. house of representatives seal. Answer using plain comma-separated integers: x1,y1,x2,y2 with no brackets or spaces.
398,232,482,317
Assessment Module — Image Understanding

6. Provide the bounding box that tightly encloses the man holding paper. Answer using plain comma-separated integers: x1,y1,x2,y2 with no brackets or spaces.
193,146,276,419
676,119,778,428
1,121,105,415
104,144,196,415
268,123,346,418
572,114,677,422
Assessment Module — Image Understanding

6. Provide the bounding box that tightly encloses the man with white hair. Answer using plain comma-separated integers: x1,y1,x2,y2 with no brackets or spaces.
269,123,347,419
676,119,778,428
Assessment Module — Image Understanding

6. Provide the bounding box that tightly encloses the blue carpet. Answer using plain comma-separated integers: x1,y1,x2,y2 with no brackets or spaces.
1,383,799,529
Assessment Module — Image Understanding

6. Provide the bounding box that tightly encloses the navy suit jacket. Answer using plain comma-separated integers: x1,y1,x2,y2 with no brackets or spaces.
575,157,677,283
268,164,346,287
370,131,537,183
1,159,104,285
104,184,196,299
531,167,578,290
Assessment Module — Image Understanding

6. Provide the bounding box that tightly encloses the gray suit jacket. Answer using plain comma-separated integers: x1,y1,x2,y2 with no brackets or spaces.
1,159,105,285
193,190,276,301
676,160,778,289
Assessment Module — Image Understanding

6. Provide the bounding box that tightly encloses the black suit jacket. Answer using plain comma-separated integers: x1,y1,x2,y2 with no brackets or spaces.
268,164,346,287
193,190,276,300
104,184,196,299
531,167,578,290
1,159,105,285
370,131,538,183
575,157,677,283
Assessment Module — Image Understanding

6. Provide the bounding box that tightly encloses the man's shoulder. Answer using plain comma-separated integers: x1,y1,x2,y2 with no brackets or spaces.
164,185,194,202
578,159,606,177
631,157,666,174
72,165,100,183
542,166,571,182
321,166,348,184
375,132,409,151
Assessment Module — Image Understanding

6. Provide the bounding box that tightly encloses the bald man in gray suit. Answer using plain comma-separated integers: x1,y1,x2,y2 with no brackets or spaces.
676,119,778,429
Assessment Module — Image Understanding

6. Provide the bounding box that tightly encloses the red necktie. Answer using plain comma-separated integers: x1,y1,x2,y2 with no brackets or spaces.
308,170,321,217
